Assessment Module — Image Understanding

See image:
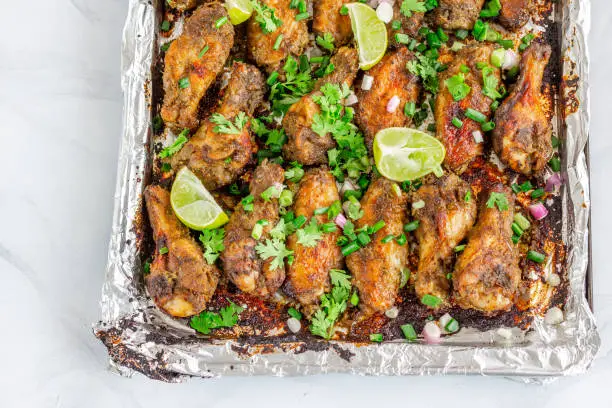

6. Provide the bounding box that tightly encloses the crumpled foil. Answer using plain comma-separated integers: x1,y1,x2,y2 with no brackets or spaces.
93,0,600,383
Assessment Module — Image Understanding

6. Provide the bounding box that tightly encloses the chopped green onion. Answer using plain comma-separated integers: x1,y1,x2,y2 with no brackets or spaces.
279,189,293,207
421,294,442,308
465,108,487,123
297,0,307,12
198,45,209,58
370,333,383,343
273,34,284,50
549,156,561,172
350,291,359,306
531,188,545,199
159,246,169,255
381,234,395,244
552,135,560,148
295,12,309,21
497,39,514,49
266,71,279,85
391,20,401,30
444,318,459,333
161,20,170,31
340,5,348,15
455,29,469,40
293,215,307,228
215,16,228,28
404,220,420,232
436,28,448,42
314,207,329,215
178,77,190,89
452,117,463,128
459,64,470,73
513,213,531,230
288,307,302,320
370,220,386,234
520,180,533,192
341,242,361,256
527,250,546,263
400,268,410,288
395,234,407,245
404,102,416,117
252,223,264,240
395,33,410,44
401,324,417,341
490,48,505,67
490,100,500,112
464,190,471,202
482,121,495,132
512,235,520,244
454,244,466,252
321,222,338,233
412,200,425,209
511,222,524,237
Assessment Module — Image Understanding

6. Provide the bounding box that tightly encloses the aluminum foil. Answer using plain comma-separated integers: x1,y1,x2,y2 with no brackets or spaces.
94,0,600,382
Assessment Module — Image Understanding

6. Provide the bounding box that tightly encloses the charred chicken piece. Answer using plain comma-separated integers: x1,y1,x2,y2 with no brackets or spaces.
222,160,286,297
284,167,344,313
166,0,202,11
144,185,220,317
313,0,353,46
492,43,552,176
347,177,408,314
247,0,309,74
161,3,234,130
171,62,265,190
355,48,420,150
435,44,499,172
412,174,477,304
282,47,359,165
453,185,521,313
433,0,486,30
498,0,531,31
387,5,423,46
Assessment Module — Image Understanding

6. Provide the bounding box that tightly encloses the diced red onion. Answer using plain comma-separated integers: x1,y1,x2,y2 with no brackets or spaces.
529,202,549,220
345,92,358,106
423,321,442,344
376,2,393,23
335,213,347,229
361,75,374,91
472,130,483,144
502,49,519,70
386,95,400,113
545,173,563,192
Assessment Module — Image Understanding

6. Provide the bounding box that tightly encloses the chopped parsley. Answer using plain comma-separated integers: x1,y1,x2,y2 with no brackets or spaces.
486,192,509,211
158,129,189,158
199,228,226,264
190,301,244,335
316,33,335,52
310,269,352,339
250,0,282,33
445,74,471,101
268,56,315,116
210,112,248,135
252,119,287,159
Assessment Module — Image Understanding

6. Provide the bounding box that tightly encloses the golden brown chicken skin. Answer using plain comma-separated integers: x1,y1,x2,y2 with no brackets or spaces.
354,47,420,150
166,0,202,11
498,0,531,31
247,0,309,74
171,62,265,190
282,47,359,165
435,45,499,172
144,185,220,317
284,168,344,313
453,185,521,313
313,0,353,46
347,177,408,314
492,43,552,176
161,3,234,131
432,0,486,30
412,173,477,304
387,5,423,46
221,160,286,297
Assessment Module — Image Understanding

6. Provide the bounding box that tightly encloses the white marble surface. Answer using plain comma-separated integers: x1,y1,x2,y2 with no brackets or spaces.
1,1,611,406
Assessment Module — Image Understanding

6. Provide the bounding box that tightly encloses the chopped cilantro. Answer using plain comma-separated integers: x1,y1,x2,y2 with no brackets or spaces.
199,228,225,264
296,219,324,247
480,0,501,18
250,0,282,33
158,129,189,158
316,33,335,52
190,301,244,335
255,238,293,270
486,192,509,211
210,112,248,135
400,0,427,17
407,53,440,94
482,66,502,100
310,269,352,339
445,74,471,101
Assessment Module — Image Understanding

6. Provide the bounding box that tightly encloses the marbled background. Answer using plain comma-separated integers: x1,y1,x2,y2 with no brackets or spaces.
1,1,610,406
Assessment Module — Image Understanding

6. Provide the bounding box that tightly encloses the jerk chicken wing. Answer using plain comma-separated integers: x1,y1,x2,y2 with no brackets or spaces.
354,47,420,150
453,185,521,313
171,62,265,190
498,0,531,31
144,185,220,317
492,43,552,176
347,177,408,314
284,167,344,313
222,160,286,297
282,47,359,165
412,174,477,304
433,0,486,30
435,45,500,172
313,0,353,46
247,0,309,74
161,3,234,130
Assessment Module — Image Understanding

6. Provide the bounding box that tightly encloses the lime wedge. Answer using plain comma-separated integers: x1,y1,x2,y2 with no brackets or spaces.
345,3,388,70
171,167,229,230
373,128,446,181
225,0,253,25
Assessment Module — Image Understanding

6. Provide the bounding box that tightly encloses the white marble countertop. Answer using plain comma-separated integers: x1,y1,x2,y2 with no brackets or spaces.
1,1,610,406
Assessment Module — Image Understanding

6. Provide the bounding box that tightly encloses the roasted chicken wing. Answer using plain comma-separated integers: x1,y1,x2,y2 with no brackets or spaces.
453,185,520,313
222,160,286,297
433,0,486,30
498,0,531,31
435,45,499,172
387,5,423,46
492,43,552,176
166,0,202,11
170,62,265,190
144,185,220,317
354,47,420,150
284,167,344,313
346,177,408,314
282,47,359,165
247,0,309,73
161,3,234,131
412,173,477,304
313,0,353,46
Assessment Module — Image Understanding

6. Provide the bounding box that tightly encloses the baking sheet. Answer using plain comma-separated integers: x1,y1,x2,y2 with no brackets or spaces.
94,0,600,382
